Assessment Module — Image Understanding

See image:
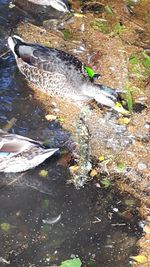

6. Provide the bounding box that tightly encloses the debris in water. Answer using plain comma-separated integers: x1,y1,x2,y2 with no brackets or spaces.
42,214,61,225
39,169,48,177
0,257,10,264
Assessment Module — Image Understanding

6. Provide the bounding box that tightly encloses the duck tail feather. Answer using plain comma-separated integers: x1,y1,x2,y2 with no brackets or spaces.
8,35,24,58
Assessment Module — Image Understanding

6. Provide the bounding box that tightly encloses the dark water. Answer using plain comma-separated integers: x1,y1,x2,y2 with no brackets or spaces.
0,1,142,267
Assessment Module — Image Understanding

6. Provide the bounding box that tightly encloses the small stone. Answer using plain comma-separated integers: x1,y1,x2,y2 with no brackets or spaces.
113,208,119,212
138,162,147,170
144,122,150,129
45,114,57,121
95,183,101,188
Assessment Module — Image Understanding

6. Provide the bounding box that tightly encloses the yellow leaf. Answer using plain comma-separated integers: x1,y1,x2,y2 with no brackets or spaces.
98,156,105,161
1,223,10,232
90,169,98,177
39,170,48,177
130,255,148,263
45,114,57,121
69,165,79,173
117,117,131,125
57,116,66,123
74,13,85,18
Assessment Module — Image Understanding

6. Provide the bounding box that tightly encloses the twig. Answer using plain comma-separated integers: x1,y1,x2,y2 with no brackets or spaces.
2,117,17,132
0,173,25,191
0,50,10,58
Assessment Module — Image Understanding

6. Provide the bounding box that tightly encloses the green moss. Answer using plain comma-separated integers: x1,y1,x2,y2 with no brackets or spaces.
61,29,72,40
129,55,139,65
113,22,126,36
104,5,114,15
124,85,133,112
129,52,150,78
90,19,110,34
142,53,150,68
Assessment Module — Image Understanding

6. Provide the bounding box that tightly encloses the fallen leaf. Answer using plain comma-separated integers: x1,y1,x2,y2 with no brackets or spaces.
100,178,111,188
124,199,135,207
1,223,10,232
98,155,105,161
117,117,131,125
43,199,49,208
60,258,82,267
116,162,126,172
130,255,148,263
57,116,66,123
69,165,79,173
90,169,98,177
74,13,85,18
39,170,48,177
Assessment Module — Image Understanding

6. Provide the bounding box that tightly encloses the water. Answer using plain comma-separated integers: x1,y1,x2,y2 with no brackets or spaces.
0,1,142,266
0,170,141,267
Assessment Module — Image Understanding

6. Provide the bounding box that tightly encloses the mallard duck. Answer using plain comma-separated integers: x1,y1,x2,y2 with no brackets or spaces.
0,129,58,173
8,35,128,113
14,0,70,20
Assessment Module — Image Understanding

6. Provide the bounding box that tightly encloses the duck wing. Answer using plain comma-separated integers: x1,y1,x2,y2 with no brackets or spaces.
15,41,86,77
0,130,42,155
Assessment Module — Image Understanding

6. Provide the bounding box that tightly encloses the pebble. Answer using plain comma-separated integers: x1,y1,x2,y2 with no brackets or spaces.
138,162,147,170
144,122,150,129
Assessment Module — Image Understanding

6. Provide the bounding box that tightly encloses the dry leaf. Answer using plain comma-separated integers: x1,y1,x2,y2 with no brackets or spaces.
130,255,148,263
69,165,79,173
39,170,48,177
90,169,98,177
98,156,105,161
74,13,85,18
117,117,131,125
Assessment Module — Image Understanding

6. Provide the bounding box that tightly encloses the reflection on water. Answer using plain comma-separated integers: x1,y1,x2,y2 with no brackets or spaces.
0,1,142,267
0,165,141,267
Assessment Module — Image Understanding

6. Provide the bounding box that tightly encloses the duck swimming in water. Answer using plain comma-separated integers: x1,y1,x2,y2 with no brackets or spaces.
8,35,127,112
0,129,58,173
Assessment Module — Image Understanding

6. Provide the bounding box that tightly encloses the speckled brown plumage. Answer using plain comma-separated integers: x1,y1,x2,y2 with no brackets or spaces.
8,35,119,108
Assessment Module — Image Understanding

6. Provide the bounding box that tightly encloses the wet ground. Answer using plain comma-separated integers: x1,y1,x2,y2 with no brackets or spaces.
0,0,150,266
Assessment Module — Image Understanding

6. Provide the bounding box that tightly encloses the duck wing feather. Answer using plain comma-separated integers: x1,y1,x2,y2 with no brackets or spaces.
15,42,86,76
0,130,42,154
